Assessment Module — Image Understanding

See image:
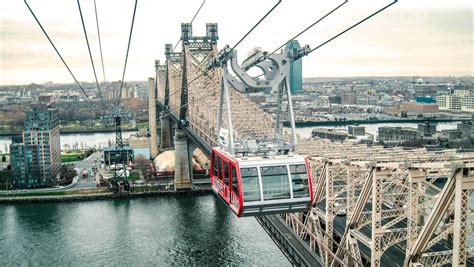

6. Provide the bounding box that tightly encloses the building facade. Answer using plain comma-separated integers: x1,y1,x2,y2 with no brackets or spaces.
378,126,423,143
285,40,302,94
400,102,439,113
437,94,474,112
341,93,357,105
10,107,61,188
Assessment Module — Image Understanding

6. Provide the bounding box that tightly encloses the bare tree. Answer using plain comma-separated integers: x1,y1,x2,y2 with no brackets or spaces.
134,155,150,179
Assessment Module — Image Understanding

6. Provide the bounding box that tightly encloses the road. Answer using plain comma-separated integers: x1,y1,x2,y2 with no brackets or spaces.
0,151,102,195
67,151,102,190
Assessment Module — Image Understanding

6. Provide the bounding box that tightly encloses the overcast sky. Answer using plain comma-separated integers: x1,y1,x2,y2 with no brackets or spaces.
0,0,472,85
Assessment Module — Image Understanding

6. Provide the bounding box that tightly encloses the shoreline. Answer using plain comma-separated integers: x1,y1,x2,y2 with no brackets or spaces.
287,118,467,127
2,118,466,137
0,188,212,205
0,128,138,137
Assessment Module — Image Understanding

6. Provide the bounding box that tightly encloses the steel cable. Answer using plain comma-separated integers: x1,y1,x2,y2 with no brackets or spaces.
94,0,107,85
117,0,138,106
24,0,89,98
292,0,398,63
77,0,105,109
173,0,207,51
230,0,281,52
268,0,348,57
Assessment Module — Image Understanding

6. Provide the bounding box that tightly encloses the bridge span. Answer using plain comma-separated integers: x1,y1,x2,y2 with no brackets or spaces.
149,23,473,266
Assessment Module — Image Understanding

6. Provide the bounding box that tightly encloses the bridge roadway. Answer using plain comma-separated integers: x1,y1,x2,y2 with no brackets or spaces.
157,102,323,266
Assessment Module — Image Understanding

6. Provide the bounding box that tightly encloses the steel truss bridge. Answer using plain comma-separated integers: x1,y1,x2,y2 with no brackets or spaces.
153,23,474,267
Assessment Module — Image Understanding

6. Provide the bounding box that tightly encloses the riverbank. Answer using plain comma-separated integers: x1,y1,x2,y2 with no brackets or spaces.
288,118,467,127
0,128,139,137
0,187,212,205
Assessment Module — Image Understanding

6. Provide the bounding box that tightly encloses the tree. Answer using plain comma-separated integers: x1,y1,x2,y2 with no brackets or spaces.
0,170,12,190
1,155,6,162
134,155,150,179
59,164,77,185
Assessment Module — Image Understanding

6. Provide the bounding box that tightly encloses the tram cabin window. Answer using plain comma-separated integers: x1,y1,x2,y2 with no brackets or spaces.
260,165,291,200
217,158,222,180
224,161,229,185
213,154,218,177
232,167,238,196
240,167,260,202
290,164,310,198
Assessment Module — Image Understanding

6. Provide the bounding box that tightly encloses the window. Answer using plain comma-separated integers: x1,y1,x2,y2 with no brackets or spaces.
240,167,260,202
290,164,310,198
217,158,222,180
224,161,229,185
232,167,239,196
212,154,218,177
260,165,290,200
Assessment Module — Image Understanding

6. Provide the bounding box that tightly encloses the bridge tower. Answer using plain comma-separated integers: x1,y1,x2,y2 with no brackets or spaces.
148,77,158,159
160,44,179,150
172,23,219,190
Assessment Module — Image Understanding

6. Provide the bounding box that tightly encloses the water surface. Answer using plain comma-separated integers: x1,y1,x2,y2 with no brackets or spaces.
0,195,290,266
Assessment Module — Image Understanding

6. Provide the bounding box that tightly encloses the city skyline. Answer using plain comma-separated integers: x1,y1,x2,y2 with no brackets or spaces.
1,0,473,85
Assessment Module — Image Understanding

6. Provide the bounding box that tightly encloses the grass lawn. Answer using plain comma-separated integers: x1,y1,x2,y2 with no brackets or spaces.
135,121,149,130
61,151,86,163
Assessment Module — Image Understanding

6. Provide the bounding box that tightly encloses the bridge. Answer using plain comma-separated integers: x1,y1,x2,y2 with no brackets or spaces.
21,0,472,265
149,23,473,266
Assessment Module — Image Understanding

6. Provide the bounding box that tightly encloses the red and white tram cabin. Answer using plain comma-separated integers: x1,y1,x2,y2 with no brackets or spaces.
210,147,313,217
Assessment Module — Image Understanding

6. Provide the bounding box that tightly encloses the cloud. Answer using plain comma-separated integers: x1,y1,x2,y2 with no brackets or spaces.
0,0,473,84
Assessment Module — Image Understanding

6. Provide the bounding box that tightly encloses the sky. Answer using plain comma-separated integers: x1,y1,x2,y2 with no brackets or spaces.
0,0,472,85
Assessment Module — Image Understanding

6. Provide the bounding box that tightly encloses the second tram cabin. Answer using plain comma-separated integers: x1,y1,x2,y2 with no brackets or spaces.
210,147,313,217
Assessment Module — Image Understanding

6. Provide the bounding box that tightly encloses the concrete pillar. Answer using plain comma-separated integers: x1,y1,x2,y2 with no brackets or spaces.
174,129,192,190
160,116,172,149
148,78,158,159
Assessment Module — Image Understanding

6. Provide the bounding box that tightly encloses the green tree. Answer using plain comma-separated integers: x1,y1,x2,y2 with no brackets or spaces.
0,170,12,190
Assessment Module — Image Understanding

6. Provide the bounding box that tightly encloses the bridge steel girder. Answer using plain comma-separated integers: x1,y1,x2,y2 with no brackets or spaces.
302,145,473,267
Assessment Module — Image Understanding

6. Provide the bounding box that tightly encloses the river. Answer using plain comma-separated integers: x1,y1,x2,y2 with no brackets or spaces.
0,195,290,266
0,121,460,153
294,121,459,139
0,131,138,153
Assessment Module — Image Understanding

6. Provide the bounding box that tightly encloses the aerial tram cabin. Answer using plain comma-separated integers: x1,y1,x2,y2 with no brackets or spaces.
210,147,313,217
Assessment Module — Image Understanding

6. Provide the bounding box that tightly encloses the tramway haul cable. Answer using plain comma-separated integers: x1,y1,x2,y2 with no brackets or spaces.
267,0,348,57
77,0,105,109
230,0,281,52
117,0,138,106
292,0,398,63
94,0,107,85
24,0,89,98
173,0,207,51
